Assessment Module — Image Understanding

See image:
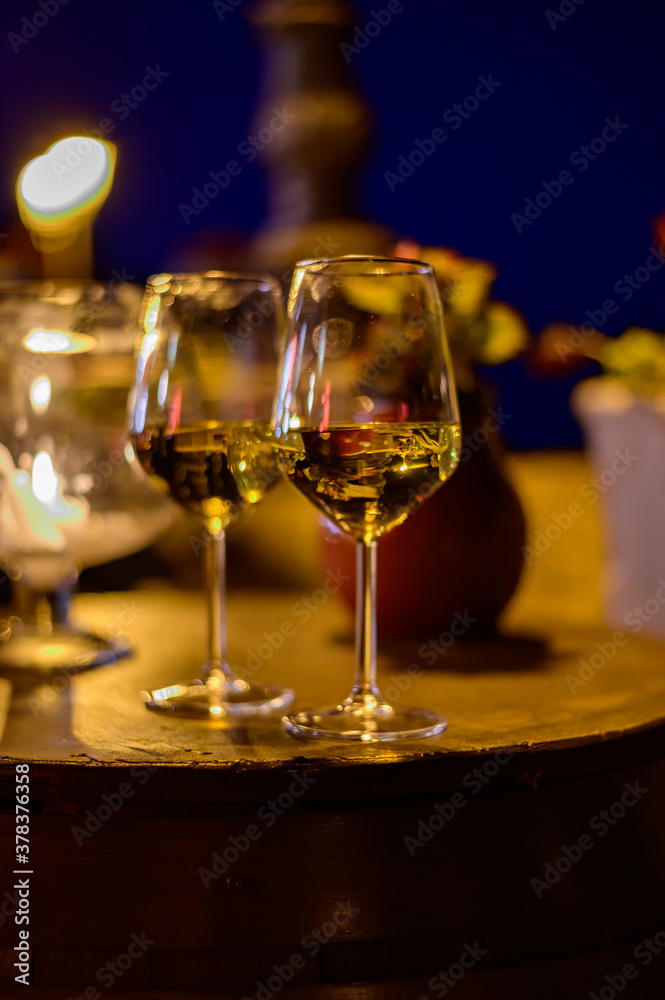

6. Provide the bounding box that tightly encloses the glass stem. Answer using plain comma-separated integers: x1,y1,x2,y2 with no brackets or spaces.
205,527,228,679
15,579,72,632
350,539,382,709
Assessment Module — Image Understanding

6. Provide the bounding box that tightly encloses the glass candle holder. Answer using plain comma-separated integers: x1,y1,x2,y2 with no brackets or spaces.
0,280,175,674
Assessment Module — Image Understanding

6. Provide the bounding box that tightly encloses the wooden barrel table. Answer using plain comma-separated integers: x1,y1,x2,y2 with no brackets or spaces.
1,585,665,999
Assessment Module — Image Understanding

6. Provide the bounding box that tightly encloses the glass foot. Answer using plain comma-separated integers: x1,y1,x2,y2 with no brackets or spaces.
141,676,295,718
0,626,130,675
283,702,447,742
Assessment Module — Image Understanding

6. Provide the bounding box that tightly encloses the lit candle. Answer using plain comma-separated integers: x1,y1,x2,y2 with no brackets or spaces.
0,442,89,557
16,136,116,278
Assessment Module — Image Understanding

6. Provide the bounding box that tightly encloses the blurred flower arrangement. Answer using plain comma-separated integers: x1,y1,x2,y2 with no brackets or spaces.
395,240,530,391
535,322,665,396
533,216,665,396
398,233,665,401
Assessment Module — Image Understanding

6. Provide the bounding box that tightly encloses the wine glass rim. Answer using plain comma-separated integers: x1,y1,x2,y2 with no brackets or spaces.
294,255,434,275
146,270,279,290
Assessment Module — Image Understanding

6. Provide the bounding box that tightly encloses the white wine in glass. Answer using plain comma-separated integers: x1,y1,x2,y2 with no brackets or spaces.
274,256,461,741
129,271,294,718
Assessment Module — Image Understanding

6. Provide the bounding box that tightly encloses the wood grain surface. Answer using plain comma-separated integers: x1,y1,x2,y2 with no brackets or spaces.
0,588,664,797
0,453,664,998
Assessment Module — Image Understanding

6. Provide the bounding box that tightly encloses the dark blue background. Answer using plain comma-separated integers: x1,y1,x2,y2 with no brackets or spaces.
0,0,663,448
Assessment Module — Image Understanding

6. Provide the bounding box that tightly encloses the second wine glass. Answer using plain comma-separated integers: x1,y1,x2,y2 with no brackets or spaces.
129,271,294,718
274,256,461,741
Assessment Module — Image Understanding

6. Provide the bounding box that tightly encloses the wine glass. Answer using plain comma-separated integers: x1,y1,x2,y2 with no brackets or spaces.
128,271,294,718
0,279,175,674
273,256,461,741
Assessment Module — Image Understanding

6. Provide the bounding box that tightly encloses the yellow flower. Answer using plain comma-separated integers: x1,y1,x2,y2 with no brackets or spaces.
467,302,529,366
420,247,496,319
601,327,665,391
393,243,528,369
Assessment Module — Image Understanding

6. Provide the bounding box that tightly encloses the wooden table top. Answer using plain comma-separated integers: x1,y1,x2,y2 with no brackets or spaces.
0,586,664,801
1,453,664,801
